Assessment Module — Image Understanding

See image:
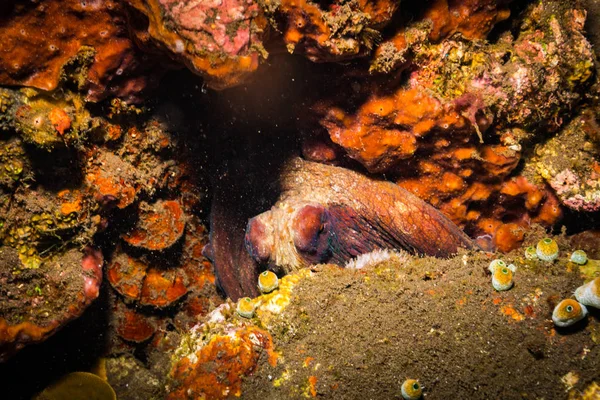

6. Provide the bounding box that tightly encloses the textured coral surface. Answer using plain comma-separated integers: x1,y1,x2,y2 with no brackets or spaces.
262,0,399,62
311,0,594,251
371,0,512,72
168,324,277,399
126,0,268,89
0,248,102,362
0,0,599,399
0,0,161,102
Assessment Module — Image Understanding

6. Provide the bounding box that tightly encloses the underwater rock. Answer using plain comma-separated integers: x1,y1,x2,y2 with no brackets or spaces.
529,113,600,212
122,199,186,251
107,247,189,308
371,0,512,73
311,0,592,251
112,300,158,344
260,0,399,62
84,123,180,209
105,212,221,362
569,230,600,259
12,89,93,149
0,88,95,150
167,272,304,399
170,241,599,399
0,84,222,378
1,180,100,272
126,0,268,89
0,247,103,362
245,158,475,274
168,310,278,399
0,0,162,103
105,355,165,400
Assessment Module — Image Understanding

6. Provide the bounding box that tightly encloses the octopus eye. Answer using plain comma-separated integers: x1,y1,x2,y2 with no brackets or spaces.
412,383,420,391
292,204,332,263
501,267,509,275
566,305,573,313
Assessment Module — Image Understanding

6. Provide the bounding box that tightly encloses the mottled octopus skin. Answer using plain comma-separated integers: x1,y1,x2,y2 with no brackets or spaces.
206,196,261,301
207,158,475,300
245,158,476,277
204,158,282,301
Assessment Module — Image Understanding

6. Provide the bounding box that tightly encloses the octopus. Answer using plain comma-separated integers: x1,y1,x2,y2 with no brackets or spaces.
205,157,477,300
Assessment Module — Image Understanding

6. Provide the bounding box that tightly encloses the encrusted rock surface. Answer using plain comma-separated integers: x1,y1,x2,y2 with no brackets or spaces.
0,0,163,103
126,0,269,89
0,1,600,399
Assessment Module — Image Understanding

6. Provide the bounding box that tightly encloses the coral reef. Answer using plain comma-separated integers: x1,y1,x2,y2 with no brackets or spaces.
0,88,94,150
168,322,277,399
126,0,268,89
527,112,600,212
0,74,221,363
96,129,222,360
122,199,186,251
1,0,600,398
260,0,399,62
107,248,188,308
167,271,307,399
0,0,162,103
310,0,593,251
371,0,512,73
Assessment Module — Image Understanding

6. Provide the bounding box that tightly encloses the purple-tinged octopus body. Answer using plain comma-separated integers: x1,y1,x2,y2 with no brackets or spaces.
208,158,477,300
245,158,477,274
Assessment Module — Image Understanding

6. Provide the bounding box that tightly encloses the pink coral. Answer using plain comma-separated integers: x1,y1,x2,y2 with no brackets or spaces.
563,195,600,212
127,0,267,89
161,0,258,56
551,169,581,196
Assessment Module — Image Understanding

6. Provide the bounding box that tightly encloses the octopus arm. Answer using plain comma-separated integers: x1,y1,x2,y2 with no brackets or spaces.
209,196,260,301
366,181,477,257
